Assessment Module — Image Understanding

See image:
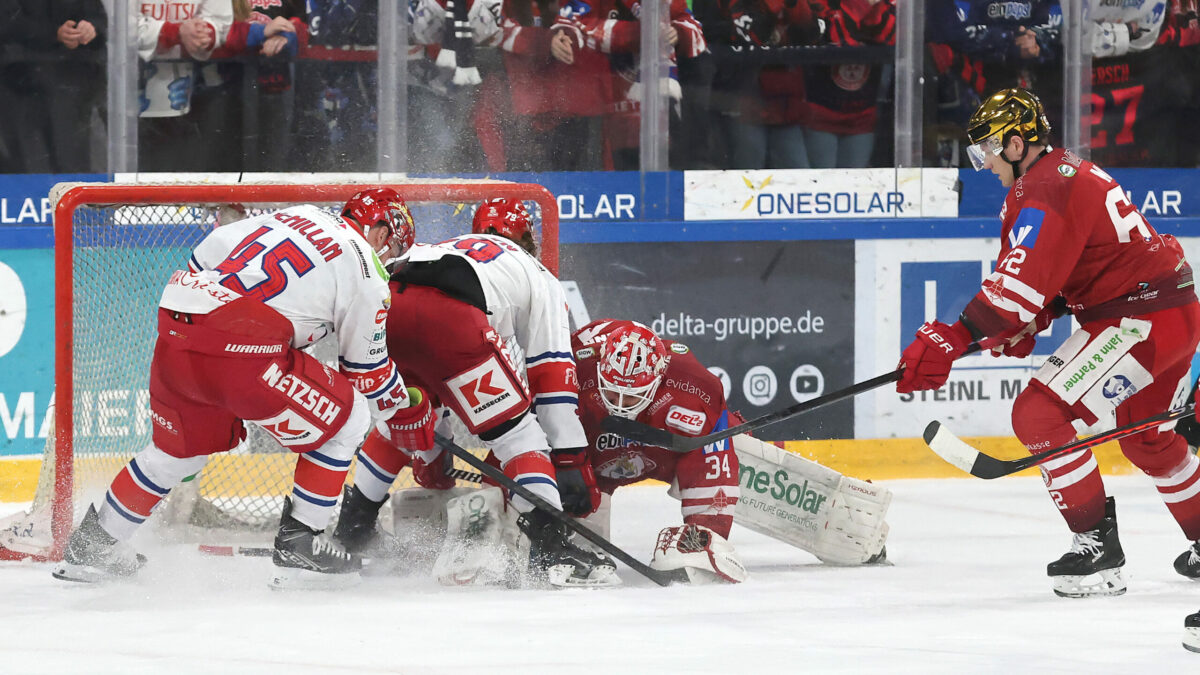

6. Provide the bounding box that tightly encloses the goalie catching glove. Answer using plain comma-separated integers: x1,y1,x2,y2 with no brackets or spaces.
651,523,747,584
377,386,437,452
552,448,602,517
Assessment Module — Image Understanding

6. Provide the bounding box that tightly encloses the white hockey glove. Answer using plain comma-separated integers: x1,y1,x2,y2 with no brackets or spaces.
650,523,747,584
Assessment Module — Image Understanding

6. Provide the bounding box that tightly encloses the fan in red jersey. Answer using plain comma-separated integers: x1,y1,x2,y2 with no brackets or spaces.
901,88,1200,600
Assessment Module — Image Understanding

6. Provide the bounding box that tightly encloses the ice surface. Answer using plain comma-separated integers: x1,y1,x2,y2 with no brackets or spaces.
1,476,1199,674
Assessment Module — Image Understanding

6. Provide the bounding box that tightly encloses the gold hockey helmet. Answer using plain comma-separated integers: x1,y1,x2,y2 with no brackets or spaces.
965,88,1051,170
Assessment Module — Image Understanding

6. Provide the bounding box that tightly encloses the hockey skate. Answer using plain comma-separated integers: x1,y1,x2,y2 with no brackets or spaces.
1047,497,1126,598
518,508,620,588
1173,540,1200,579
270,498,362,590
51,505,146,583
1185,610,1200,652
332,485,404,560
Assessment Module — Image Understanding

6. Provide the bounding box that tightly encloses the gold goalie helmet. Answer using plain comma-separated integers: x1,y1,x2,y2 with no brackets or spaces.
965,88,1052,171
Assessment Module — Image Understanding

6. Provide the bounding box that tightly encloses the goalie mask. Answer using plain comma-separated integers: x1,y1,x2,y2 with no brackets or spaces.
341,188,416,260
597,322,669,419
472,198,536,255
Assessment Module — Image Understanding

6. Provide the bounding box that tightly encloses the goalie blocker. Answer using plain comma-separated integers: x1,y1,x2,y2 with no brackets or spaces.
670,434,890,565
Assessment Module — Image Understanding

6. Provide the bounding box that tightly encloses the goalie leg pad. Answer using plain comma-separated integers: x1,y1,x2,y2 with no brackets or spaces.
432,487,523,587
391,486,479,568
727,434,891,565
651,524,747,584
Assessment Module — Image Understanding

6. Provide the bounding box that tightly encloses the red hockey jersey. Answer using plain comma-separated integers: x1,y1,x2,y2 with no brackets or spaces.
962,147,1196,339
572,320,740,537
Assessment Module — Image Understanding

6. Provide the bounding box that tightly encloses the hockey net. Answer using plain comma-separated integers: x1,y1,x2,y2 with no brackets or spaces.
0,180,559,561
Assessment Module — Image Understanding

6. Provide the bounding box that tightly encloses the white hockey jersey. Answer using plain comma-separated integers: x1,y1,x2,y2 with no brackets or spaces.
404,235,587,450
137,0,234,117
1088,0,1167,57
160,205,408,420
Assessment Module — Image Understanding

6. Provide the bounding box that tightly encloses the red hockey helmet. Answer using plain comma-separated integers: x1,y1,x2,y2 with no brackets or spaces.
341,188,416,259
597,322,670,418
472,198,536,254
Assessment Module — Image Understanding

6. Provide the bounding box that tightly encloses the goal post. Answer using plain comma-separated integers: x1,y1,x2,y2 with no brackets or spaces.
0,180,559,562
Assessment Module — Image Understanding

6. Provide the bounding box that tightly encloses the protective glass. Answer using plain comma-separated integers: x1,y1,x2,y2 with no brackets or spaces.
966,134,1005,171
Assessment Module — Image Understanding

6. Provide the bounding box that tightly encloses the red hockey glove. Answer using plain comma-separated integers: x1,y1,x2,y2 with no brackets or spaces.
981,298,1066,359
411,449,456,490
552,448,602,517
897,321,972,394
382,387,436,453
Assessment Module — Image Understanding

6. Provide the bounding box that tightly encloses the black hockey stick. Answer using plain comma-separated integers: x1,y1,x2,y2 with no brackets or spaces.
197,468,484,557
604,343,983,453
923,404,1196,479
434,433,689,586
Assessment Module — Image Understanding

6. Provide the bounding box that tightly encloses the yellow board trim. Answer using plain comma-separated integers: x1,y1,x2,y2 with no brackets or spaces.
0,438,1140,503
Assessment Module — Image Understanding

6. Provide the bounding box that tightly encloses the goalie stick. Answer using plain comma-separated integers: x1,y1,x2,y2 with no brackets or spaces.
433,434,690,586
923,405,1196,479
197,467,484,557
604,344,983,452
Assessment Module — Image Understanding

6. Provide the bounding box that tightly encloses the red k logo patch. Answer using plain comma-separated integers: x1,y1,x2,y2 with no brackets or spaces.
447,355,527,430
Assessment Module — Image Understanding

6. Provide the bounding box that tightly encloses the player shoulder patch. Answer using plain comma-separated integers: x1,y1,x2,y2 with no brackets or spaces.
575,346,595,360
1057,164,1076,178
669,343,689,355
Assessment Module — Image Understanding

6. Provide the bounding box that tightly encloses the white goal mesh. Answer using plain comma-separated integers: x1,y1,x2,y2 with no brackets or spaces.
0,181,559,561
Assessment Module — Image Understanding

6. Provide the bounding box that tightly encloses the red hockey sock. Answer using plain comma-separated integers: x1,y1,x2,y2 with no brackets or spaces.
1152,451,1200,540
1038,448,1108,532
103,457,171,537
503,451,560,512
1012,385,1107,532
291,449,353,529
352,429,413,502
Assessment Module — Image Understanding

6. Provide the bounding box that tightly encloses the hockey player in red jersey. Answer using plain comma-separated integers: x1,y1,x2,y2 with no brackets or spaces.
52,188,437,589
331,229,618,587
898,88,1200,598
568,319,746,583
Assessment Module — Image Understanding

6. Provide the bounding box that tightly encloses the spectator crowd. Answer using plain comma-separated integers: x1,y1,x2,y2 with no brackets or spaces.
2,0,1200,174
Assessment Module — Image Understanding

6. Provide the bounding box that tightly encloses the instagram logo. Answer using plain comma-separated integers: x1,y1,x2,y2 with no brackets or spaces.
742,366,777,406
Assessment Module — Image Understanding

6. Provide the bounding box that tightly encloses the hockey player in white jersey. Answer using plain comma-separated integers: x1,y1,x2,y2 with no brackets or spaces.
53,188,438,589
331,199,612,585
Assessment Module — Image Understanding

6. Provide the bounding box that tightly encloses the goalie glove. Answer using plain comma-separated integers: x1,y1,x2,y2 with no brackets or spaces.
378,387,436,452
412,447,457,490
650,523,747,584
551,448,602,517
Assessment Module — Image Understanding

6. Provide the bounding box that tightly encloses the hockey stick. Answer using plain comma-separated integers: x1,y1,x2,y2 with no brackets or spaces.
197,468,485,557
924,404,1196,479
604,343,983,452
433,433,689,586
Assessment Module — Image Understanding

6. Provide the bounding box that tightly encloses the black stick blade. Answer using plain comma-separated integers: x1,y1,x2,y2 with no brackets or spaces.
601,415,678,448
